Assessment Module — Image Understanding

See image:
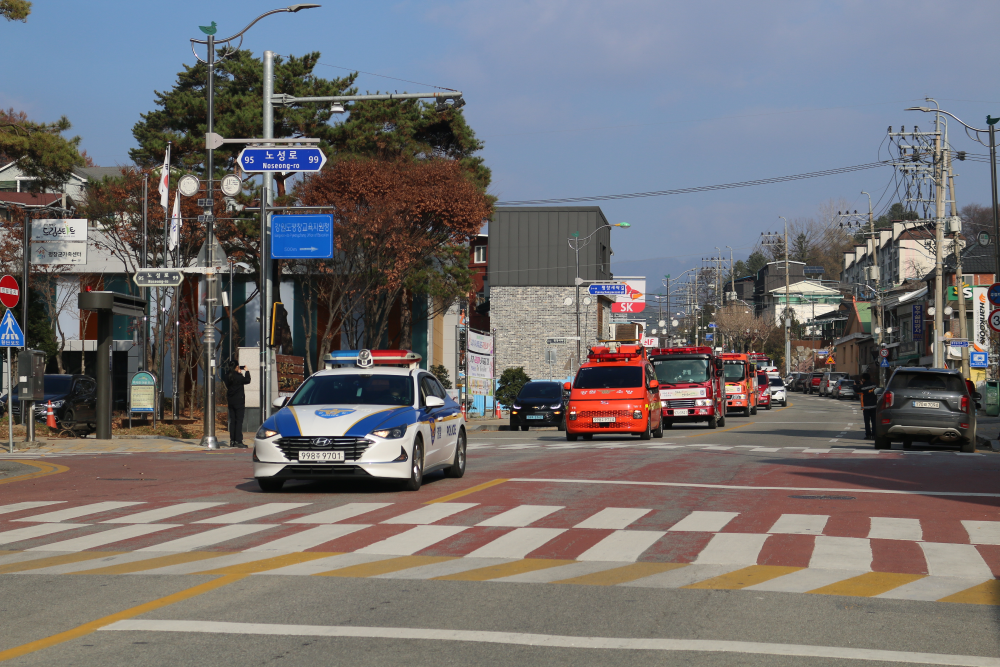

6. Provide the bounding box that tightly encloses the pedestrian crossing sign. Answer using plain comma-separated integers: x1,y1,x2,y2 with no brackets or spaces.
0,310,24,347
880,357,890,368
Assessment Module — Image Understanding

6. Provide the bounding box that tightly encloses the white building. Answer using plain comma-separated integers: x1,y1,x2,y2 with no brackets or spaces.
842,220,948,288
761,280,843,334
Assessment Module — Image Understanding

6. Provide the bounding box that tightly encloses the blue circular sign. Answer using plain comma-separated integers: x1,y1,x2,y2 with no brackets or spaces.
989,283,1000,306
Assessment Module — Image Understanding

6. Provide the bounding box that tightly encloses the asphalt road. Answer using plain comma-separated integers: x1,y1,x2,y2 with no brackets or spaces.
1,395,999,666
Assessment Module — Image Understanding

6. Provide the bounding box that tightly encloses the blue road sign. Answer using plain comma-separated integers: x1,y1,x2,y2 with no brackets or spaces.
708,322,717,328
237,147,326,173
705,333,714,341
990,283,1000,306
588,283,626,295
949,340,970,347
270,214,334,259
971,351,988,368
0,310,24,347
880,357,890,368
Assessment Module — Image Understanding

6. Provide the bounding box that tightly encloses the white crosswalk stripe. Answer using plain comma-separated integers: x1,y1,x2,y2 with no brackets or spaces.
380,503,477,525
288,503,393,524
961,520,1000,545
244,524,370,552
13,501,144,523
476,505,563,527
27,524,180,552
768,514,829,535
102,503,225,524
355,526,468,555
0,501,64,516
810,536,872,571
667,511,738,532
576,530,665,562
919,542,993,579
467,528,566,559
137,525,278,552
869,517,923,541
0,523,87,546
193,503,311,524
573,508,651,530
693,533,768,565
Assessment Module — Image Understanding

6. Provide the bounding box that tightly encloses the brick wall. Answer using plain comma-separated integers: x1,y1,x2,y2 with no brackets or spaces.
492,286,611,381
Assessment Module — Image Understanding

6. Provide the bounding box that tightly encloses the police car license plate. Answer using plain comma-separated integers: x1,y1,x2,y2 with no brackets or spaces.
299,451,345,462
526,415,543,420
913,401,940,409
593,417,616,423
673,409,689,416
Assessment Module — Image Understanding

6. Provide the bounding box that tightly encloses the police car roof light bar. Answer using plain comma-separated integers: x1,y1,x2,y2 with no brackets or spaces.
323,349,423,370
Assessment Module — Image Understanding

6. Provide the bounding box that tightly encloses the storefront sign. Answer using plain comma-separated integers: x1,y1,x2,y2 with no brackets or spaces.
912,304,923,340
973,287,991,351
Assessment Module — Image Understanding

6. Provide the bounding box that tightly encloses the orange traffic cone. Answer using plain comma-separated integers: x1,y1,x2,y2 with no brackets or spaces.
461,404,467,420
494,402,502,419
46,400,56,429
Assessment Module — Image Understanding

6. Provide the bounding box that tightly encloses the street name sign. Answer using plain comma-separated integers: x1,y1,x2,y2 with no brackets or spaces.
588,283,626,296
989,283,1000,306
271,215,334,259
134,269,185,288
0,275,19,309
237,147,326,173
949,339,969,347
0,310,24,347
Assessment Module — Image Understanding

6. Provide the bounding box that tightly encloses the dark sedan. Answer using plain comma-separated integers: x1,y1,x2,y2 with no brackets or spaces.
509,381,567,431
875,367,979,452
11,374,97,435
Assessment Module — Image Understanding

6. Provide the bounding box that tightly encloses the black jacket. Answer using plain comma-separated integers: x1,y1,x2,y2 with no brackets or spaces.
224,369,251,408
858,381,878,409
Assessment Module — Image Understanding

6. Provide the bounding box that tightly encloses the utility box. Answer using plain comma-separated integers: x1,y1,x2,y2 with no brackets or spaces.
985,380,1000,417
16,350,45,401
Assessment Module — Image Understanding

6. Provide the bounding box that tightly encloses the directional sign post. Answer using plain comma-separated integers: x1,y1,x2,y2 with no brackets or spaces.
0,308,18,453
271,214,334,259
237,147,326,173
133,269,185,288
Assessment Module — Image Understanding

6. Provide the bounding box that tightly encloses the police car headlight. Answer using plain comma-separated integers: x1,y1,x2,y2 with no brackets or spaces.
694,399,712,406
372,424,407,439
256,426,279,439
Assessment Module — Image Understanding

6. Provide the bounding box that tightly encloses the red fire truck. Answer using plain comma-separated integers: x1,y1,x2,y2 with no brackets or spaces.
721,352,758,417
649,346,725,429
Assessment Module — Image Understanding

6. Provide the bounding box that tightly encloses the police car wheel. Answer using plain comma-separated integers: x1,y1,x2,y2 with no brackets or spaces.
402,438,424,491
257,477,284,493
445,429,467,478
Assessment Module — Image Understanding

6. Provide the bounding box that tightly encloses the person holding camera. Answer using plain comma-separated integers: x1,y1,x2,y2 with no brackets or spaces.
224,357,252,448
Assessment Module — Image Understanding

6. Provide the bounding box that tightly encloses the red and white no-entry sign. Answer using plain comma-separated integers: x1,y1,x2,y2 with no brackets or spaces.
0,275,19,309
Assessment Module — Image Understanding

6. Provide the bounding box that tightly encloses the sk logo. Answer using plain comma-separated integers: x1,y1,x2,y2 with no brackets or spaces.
315,408,356,419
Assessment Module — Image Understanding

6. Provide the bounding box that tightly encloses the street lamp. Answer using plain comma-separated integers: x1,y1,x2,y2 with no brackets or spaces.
568,222,630,368
190,3,320,449
906,105,1000,289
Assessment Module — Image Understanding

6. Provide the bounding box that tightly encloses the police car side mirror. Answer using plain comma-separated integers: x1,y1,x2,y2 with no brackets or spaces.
272,397,288,409
563,382,572,391
425,396,445,408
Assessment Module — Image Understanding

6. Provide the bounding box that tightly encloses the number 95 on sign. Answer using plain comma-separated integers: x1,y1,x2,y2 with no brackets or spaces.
237,147,326,173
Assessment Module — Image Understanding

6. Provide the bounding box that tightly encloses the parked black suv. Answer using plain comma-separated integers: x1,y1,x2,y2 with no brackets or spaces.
875,367,980,452
11,374,97,435
509,381,567,431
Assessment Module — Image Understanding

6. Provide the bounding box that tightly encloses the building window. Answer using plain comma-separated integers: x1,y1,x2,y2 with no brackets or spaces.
473,245,486,264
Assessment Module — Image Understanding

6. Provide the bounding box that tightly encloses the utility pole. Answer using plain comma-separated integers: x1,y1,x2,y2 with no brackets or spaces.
779,216,790,376
862,191,884,384
952,158,970,377
933,124,946,369
261,50,275,421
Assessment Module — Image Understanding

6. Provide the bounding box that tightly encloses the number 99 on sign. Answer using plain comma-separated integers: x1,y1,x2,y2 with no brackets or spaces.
309,155,319,163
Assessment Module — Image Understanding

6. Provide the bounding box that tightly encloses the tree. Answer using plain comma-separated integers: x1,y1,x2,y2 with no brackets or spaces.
130,50,357,198
0,108,83,192
496,367,531,409
1,0,30,21
746,251,768,276
430,364,452,390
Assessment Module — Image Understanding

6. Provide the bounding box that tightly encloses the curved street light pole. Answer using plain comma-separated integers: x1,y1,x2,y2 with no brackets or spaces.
569,222,629,370
191,4,320,449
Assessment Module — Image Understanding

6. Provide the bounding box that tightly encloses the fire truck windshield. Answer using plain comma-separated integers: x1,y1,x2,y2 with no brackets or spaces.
574,366,643,389
653,359,710,384
723,361,747,381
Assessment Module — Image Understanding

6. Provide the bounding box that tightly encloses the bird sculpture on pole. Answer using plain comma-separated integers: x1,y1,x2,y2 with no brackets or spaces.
199,21,217,35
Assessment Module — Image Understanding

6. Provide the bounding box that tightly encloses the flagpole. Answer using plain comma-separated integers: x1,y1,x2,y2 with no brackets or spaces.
158,142,171,421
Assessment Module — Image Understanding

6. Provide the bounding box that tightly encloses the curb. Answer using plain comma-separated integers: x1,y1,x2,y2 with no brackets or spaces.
974,434,1000,452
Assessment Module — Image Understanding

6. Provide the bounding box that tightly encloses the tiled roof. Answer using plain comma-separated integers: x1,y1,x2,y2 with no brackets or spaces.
73,166,129,181
0,192,63,206
943,243,996,275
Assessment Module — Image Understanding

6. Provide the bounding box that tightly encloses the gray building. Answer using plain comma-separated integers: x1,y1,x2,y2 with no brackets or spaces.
489,207,616,381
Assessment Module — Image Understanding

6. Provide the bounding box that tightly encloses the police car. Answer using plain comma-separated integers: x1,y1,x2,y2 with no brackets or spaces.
253,349,466,492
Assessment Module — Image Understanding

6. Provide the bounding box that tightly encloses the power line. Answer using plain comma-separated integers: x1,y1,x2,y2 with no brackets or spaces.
496,162,891,206
305,58,458,92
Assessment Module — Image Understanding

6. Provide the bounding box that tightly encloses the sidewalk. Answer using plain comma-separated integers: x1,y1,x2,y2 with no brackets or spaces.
8,435,208,454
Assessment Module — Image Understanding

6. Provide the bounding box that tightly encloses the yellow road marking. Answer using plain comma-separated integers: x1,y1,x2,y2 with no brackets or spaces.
809,572,926,597
554,562,685,586
0,460,69,486
196,552,339,575
0,552,124,574
316,555,455,577
425,478,507,504
684,565,804,590
683,420,757,437
69,551,232,575
433,558,575,581
0,574,244,663
939,580,1000,605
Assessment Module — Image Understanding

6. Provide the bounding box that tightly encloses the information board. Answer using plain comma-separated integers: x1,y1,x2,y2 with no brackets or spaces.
129,371,156,413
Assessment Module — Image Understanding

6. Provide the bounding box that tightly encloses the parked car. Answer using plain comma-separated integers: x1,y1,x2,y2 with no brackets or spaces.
10,374,97,435
832,378,856,400
807,371,824,394
874,367,980,452
819,372,849,396
756,371,772,410
787,372,808,392
769,377,787,406
510,380,567,431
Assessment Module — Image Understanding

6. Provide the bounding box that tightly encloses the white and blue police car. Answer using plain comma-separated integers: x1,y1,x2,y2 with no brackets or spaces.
253,349,466,492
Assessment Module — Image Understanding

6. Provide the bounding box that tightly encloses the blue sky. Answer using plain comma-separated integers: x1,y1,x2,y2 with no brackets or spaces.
5,0,1000,285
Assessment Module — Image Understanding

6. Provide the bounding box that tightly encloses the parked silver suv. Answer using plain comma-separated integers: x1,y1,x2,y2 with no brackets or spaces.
875,368,980,452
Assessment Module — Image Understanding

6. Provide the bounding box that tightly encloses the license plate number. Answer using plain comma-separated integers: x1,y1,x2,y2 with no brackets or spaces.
913,401,940,409
298,450,345,462
593,416,616,423
673,409,689,416
526,415,544,420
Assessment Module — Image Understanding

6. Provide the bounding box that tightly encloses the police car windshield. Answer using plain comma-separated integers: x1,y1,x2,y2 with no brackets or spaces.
574,366,643,389
653,359,710,384
289,374,414,406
